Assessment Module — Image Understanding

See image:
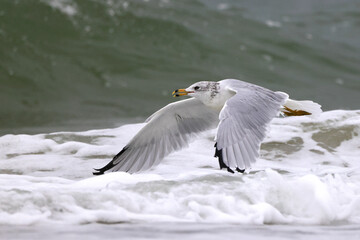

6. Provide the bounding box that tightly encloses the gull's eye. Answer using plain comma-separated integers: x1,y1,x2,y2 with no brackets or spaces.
194,86,200,91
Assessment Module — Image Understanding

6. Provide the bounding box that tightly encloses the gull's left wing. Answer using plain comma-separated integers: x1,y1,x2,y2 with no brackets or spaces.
214,79,288,173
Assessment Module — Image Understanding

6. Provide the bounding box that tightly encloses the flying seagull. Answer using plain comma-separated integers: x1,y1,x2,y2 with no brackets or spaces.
93,79,321,175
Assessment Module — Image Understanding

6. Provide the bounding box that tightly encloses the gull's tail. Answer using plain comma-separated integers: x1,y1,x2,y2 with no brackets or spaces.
281,98,322,117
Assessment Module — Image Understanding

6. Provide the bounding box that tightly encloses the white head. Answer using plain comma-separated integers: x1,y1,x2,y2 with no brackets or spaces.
172,81,232,109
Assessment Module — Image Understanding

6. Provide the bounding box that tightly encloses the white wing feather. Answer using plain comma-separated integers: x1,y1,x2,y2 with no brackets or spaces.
93,98,219,174
215,79,288,172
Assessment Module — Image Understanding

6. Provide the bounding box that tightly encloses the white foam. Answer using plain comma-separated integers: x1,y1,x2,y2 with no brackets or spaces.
0,110,359,226
42,0,78,16
265,20,282,28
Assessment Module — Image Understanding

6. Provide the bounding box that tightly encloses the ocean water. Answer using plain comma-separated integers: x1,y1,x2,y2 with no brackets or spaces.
1,0,360,134
1,0,360,239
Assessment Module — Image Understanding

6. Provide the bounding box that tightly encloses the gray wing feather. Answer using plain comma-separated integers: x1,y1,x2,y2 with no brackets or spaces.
215,79,288,171
94,98,219,174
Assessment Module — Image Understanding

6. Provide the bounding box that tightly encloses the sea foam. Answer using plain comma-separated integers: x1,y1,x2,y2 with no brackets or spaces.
0,110,359,226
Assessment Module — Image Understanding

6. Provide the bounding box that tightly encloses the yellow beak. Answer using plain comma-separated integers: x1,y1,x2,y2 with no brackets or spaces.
172,89,189,97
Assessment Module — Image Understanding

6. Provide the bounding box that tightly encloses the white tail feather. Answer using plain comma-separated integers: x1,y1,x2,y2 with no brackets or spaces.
284,99,322,116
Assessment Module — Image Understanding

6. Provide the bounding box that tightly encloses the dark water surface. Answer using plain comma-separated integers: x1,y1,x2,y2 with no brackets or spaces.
1,0,360,135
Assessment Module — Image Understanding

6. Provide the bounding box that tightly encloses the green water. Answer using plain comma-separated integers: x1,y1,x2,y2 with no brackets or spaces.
1,0,360,135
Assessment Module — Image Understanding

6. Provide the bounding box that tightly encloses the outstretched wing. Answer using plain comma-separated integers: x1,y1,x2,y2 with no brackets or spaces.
215,79,288,173
93,98,219,174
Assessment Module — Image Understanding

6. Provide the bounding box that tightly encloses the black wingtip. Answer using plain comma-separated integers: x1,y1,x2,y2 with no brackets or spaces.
92,168,105,175
214,142,245,174
214,142,227,170
92,146,129,175
236,167,245,173
227,167,235,174
92,162,114,175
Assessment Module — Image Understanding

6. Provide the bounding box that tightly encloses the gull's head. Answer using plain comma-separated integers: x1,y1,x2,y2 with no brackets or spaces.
172,81,222,107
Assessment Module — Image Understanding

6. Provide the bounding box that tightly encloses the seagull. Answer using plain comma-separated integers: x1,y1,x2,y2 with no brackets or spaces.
93,79,321,175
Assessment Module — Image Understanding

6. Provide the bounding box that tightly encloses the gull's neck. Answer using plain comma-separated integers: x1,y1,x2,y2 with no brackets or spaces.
199,82,235,110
